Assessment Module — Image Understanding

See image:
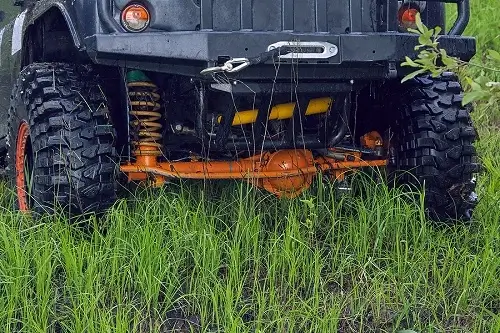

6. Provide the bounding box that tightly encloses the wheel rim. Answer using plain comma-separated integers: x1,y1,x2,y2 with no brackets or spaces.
15,121,32,211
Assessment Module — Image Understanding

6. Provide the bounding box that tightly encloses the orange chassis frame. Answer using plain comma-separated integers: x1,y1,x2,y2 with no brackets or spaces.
120,147,388,198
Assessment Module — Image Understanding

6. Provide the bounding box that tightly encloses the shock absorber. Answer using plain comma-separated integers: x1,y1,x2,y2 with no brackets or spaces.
126,70,164,170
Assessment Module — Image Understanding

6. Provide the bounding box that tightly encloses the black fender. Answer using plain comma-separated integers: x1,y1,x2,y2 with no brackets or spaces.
0,0,82,152
29,0,83,49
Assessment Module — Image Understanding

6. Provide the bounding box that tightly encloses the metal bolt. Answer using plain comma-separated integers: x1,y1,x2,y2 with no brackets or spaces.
175,124,183,131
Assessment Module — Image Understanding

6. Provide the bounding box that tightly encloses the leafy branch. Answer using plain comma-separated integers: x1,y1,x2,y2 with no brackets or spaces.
401,13,500,107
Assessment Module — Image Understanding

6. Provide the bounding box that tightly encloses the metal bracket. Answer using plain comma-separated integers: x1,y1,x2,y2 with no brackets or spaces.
201,58,251,75
266,41,339,60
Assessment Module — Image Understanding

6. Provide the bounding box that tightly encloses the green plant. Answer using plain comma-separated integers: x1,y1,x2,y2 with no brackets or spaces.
402,13,500,107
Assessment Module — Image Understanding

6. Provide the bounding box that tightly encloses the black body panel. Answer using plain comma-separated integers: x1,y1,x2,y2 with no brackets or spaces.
110,0,446,34
87,32,476,79
87,0,473,78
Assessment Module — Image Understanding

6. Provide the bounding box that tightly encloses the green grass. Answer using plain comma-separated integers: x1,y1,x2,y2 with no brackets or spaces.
1,176,498,332
1,0,499,332
0,0,19,28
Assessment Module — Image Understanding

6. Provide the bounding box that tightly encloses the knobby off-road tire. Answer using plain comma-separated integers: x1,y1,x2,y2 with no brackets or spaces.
391,73,480,222
7,63,118,216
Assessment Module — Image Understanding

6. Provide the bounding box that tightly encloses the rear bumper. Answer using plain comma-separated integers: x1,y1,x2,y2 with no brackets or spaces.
86,32,476,78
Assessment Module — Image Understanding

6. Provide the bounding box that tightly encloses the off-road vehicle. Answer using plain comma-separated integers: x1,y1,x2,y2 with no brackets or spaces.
0,0,479,221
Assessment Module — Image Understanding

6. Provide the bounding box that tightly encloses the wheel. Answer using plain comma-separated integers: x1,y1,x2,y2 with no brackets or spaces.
389,73,480,222
6,63,118,216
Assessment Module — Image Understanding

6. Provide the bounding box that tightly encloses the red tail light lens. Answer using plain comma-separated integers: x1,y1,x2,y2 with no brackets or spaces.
398,7,419,31
121,4,150,32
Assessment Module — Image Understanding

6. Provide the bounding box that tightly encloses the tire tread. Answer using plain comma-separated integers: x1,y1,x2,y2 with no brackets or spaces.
7,63,117,215
395,73,479,221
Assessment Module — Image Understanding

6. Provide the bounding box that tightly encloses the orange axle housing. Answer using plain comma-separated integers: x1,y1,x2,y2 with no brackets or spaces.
120,149,387,197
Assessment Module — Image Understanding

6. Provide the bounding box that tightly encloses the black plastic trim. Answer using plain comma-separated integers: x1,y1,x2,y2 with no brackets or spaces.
97,0,123,33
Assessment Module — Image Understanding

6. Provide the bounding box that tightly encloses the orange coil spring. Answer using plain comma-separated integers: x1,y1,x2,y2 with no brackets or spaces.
128,81,163,157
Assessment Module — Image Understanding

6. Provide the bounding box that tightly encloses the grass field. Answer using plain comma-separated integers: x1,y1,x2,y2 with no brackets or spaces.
0,0,18,27
1,1,499,332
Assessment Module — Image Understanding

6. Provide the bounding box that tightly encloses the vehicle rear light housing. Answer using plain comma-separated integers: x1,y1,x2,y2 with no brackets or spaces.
121,3,150,32
397,3,420,31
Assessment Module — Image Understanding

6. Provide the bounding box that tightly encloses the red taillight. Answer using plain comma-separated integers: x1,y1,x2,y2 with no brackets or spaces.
398,7,419,31
121,4,150,32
